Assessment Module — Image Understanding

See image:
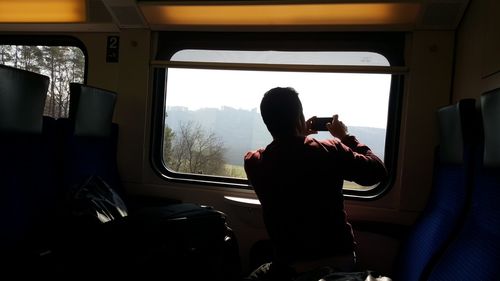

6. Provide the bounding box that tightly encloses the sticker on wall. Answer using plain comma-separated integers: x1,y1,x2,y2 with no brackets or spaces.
106,36,119,63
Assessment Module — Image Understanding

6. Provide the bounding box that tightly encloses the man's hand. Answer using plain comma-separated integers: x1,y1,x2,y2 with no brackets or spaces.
326,114,348,139
305,116,318,135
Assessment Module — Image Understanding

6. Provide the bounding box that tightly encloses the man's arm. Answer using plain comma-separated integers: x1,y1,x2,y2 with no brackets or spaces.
338,135,387,186
325,114,387,186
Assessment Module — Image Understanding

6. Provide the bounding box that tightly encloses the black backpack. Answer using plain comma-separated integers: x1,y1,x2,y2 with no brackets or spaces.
70,175,128,225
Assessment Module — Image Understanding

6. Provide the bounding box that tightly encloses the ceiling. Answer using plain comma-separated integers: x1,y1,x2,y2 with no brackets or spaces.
0,0,470,32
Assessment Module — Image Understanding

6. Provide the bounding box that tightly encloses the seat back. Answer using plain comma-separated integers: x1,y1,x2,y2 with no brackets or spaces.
69,82,117,137
0,64,49,133
427,89,500,280
58,83,120,193
395,99,477,281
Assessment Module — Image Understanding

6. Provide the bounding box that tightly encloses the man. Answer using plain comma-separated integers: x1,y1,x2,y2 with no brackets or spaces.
244,87,387,280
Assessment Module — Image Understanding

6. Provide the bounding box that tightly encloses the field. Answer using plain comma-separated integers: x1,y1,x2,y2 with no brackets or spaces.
224,164,247,178
343,181,373,191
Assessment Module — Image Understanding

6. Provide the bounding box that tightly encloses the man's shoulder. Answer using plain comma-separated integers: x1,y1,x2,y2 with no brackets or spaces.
305,136,342,149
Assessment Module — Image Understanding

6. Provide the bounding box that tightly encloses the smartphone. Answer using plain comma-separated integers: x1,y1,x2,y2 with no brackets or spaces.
311,117,332,131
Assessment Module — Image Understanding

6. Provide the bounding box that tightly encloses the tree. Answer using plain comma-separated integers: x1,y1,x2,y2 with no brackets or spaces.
0,44,85,118
0,45,13,65
167,121,226,176
42,46,64,117
21,46,44,73
39,46,85,118
163,126,175,165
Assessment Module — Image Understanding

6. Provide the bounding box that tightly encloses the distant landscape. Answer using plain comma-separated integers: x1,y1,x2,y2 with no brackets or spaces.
165,106,386,167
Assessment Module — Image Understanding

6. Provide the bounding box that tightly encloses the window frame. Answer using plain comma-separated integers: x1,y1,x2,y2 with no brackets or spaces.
150,31,405,199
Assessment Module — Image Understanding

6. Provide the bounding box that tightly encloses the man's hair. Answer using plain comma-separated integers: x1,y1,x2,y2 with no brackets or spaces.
260,87,303,138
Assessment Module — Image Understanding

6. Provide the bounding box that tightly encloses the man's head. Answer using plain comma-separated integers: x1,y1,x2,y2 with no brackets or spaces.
260,87,306,139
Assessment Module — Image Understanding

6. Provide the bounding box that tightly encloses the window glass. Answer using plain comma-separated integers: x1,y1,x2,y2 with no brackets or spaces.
171,50,390,66
162,50,391,191
0,45,85,118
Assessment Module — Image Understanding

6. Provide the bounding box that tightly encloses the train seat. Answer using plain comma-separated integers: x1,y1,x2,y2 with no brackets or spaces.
0,65,59,267
53,83,127,275
427,88,500,280
57,82,121,192
395,98,477,281
56,83,241,280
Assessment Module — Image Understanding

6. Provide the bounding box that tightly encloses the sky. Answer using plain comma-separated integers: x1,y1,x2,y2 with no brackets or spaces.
166,68,391,129
164,49,392,129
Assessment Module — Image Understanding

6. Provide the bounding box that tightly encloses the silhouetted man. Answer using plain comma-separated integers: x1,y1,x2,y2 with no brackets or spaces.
244,87,387,280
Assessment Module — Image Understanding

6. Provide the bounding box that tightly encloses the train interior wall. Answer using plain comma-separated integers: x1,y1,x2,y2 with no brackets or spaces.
452,0,500,101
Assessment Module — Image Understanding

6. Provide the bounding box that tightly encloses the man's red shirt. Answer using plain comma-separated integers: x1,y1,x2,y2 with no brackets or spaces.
244,135,387,263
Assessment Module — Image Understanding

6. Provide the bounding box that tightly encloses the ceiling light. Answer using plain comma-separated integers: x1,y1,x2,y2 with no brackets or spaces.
0,0,86,23
140,2,420,27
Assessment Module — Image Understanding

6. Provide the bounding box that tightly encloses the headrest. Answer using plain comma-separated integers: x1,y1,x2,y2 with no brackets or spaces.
0,65,49,134
437,98,476,164
69,83,117,137
481,88,500,167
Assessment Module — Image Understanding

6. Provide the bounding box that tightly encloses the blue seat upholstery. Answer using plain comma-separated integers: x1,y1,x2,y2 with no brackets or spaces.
395,99,477,281
57,119,121,192
427,88,500,280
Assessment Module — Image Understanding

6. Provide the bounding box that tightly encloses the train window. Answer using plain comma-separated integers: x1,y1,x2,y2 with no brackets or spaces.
152,32,404,197
0,40,86,118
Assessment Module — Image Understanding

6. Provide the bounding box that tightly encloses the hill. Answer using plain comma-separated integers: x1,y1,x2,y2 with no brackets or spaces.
166,106,386,166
